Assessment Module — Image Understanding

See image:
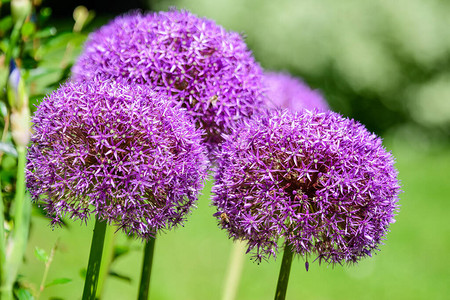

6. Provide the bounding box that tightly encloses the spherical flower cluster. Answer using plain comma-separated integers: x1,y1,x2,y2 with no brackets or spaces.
72,9,264,150
263,71,328,112
26,79,208,238
212,109,400,264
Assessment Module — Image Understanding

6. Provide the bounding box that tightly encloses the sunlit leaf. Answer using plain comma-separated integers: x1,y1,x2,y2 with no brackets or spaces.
21,22,36,38
34,27,57,39
34,246,49,262
112,245,130,260
35,32,86,59
79,268,87,279
0,142,17,157
15,288,34,300
45,278,72,287
2,155,17,170
109,271,132,283
0,15,12,34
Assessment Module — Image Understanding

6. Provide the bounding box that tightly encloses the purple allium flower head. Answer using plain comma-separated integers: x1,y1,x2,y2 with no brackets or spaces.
212,109,400,265
72,9,264,152
26,79,208,238
263,71,329,112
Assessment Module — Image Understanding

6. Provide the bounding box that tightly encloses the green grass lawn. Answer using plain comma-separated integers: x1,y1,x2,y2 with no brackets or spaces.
19,138,450,300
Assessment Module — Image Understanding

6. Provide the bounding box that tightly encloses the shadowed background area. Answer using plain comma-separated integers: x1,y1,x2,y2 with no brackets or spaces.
3,0,449,299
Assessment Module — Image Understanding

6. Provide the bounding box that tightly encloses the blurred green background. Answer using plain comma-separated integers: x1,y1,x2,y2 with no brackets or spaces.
2,0,450,299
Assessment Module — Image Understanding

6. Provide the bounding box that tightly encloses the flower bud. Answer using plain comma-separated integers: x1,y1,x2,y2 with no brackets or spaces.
10,106,30,147
7,60,28,111
11,0,32,25
8,61,30,147
73,6,89,32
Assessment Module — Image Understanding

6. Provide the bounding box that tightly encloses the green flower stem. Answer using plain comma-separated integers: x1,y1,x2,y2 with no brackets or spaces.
222,240,246,300
1,146,31,300
0,182,9,300
37,241,58,299
138,237,156,300
82,217,107,300
274,243,294,300
95,223,115,299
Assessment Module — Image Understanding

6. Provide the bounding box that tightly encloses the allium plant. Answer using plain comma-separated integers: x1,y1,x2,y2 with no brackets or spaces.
26,79,208,238
263,71,329,112
212,109,400,266
72,9,264,151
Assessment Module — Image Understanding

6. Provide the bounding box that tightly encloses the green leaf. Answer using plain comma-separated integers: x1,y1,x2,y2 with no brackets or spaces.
0,16,13,33
0,142,18,157
45,277,72,287
40,32,85,50
79,268,87,279
113,245,130,260
109,271,132,283
0,101,7,117
15,288,34,300
21,22,36,38
1,155,17,171
39,7,52,19
34,247,49,262
34,26,57,39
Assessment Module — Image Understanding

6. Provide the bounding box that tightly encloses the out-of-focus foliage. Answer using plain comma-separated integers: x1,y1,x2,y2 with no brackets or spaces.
0,0,92,201
154,0,450,141
0,1,93,298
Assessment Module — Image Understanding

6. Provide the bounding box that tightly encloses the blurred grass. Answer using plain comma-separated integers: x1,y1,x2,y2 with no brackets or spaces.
19,137,450,299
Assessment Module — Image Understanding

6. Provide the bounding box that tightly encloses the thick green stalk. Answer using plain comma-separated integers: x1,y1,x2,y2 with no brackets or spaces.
222,240,246,300
138,237,156,300
274,243,294,300
1,146,31,300
0,182,8,299
95,223,115,299
82,218,107,300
